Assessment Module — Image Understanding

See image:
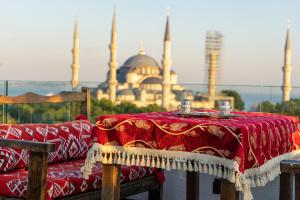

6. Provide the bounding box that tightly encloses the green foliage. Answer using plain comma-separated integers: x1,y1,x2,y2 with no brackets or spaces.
90,97,165,120
257,101,277,113
3,102,79,124
221,90,245,111
115,102,141,114
92,98,115,113
0,96,166,124
140,104,166,113
90,97,116,121
256,99,300,117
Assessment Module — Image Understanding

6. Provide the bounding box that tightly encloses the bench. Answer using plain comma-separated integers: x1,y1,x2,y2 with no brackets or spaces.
280,159,300,200
0,88,162,200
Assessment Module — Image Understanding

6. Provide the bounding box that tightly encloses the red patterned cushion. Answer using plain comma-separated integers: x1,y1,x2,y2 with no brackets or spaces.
0,120,92,172
0,159,156,199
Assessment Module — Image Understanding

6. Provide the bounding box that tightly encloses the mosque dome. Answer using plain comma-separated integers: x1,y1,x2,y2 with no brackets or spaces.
117,89,135,96
141,77,162,84
122,54,160,69
140,77,163,91
117,52,161,83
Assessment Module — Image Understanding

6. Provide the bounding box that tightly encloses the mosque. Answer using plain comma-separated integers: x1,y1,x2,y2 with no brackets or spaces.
70,11,293,111
70,11,234,110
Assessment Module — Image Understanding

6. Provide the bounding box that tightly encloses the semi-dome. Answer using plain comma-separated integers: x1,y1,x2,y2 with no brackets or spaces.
141,77,162,84
117,89,135,96
122,54,159,69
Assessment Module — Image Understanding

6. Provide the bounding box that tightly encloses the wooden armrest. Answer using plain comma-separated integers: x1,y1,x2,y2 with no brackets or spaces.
281,160,300,173
0,138,55,199
0,138,55,153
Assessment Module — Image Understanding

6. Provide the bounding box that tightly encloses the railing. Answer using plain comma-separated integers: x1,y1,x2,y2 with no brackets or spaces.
1,80,300,124
179,83,293,111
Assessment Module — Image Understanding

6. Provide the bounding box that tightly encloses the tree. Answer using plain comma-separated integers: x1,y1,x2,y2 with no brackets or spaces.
276,99,300,116
256,101,276,113
141,104,166,112
255,98,300,118
115,102,141,114
3,96,167,124
221,90,245,111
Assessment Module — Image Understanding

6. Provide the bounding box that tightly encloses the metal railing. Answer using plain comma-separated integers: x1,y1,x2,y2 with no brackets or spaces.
1,80,299,123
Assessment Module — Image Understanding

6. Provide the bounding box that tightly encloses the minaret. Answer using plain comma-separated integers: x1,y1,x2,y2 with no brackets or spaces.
162,15,172,110
71,20,80,89
208,50,218,107
282,23,292,102
108,10,118,102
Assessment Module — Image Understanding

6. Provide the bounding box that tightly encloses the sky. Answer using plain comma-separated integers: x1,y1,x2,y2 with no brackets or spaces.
0,0,299,86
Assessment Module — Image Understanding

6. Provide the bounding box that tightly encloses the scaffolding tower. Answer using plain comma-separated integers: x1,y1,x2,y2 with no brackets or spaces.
205,31,223,92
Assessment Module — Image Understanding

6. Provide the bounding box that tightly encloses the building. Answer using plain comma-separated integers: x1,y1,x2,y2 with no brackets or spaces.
90,12,234,110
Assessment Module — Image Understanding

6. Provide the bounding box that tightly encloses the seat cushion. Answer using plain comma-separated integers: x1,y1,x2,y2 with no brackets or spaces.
0,120,92,172
0,159,156,199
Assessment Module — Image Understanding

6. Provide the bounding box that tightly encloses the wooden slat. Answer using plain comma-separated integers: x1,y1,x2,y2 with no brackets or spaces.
281,160,300,173
296,174,300,200
101,164,121,200
0,92,86,104
0,139,55,153
220,179,239,200
186,171,199,200
80,88,91,119
52,175,159,200
280,172,292,200
121,175,160,199
3,104,7,124
149,180,163,200
0,176,161,199
27,151,48,200
0,197,21,200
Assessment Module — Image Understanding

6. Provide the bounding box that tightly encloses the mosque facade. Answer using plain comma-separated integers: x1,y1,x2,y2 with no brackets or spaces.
96,46,188,108
71,12,234,110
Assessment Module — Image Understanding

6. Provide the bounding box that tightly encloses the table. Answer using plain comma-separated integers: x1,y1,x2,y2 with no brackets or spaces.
81,110,300,200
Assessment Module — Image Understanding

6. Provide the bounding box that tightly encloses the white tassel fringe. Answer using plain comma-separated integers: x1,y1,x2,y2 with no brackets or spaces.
81,144,300,200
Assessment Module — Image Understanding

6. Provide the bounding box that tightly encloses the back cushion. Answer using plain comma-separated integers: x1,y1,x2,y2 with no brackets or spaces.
0,120,92,173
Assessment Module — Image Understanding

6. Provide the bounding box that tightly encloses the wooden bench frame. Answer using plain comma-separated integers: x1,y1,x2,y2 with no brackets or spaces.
0,139,56,200
102,165,238,200
280,159,300,200
0,88,162,200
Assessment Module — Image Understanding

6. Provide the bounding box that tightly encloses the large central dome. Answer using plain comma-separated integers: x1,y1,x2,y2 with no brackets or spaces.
122,54,160,69
116,52,162,83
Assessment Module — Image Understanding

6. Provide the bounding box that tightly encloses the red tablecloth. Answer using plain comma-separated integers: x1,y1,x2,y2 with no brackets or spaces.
82,110,300,200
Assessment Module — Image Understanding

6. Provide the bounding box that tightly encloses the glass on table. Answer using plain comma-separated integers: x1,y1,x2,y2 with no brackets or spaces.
219,100,231,116
178,99,192,114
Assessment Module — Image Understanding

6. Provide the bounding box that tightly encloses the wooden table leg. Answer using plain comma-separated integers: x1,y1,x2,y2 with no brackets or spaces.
295,174,300,200
220,179,239,200
186,171,199,200
101,164,121,200
280,172,292,200
149,170,164,200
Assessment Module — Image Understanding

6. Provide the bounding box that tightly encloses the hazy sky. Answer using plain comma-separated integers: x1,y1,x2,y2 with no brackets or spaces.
0,0,299,86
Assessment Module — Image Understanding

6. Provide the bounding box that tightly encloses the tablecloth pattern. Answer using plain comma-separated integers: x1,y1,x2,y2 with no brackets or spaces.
81,110,300,200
